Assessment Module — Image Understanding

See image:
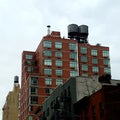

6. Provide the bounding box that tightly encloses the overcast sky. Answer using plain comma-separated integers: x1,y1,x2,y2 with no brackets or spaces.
1,0,120,119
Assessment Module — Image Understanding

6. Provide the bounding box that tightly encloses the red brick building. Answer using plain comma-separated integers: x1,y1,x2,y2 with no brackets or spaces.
19,24,111,120
74,84,120,120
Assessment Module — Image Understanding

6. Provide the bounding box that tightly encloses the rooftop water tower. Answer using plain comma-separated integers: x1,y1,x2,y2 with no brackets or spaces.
68,24,78,39
68,24,89,43
78,25,89,43
14,76,19,87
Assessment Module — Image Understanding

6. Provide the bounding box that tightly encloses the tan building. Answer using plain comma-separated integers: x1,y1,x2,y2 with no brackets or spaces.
2,76,20,120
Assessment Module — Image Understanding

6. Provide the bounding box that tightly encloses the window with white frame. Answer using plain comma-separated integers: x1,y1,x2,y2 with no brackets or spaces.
56,69,62,76
69,43,76,50
102,50,109,57
69,52,77,59
92,58,98,64
70,61,77,68
43,50,52,56
25,54,33,59
70,70,78,77
91,49,98,56
56,78,63,85
45,78,52,85
55,42,62,49
56,60,62,67
44,59,52,66
104,67,111,74
81,56,88,62
55,51,62,58
80,47,87,54
103,59,110,66
28,115,33,120
27,66,34,72
81,64,88,71
92,66,99,73
43,41,52,48
44,68,52,75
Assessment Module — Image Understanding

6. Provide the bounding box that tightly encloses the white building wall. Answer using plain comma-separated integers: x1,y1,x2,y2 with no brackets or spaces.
75,76,102,102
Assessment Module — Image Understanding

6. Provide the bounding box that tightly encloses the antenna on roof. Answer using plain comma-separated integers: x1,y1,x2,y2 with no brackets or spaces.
47,25,51,35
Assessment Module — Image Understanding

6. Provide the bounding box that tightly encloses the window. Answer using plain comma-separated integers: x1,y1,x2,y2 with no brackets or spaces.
81,56,87,62
92,58,98,64
25,54,33,59
80,47,87,54
81,64,88,71
55,51,62,58
47,108,49,116
44,68,52,75
45,88,53,94
104,67,111,74
70,61,77,68
26,61,33,65
30,87,38,95
56,69,62,76
30,77,38,86
69,43,76,50
70,52,77,59
92,66,99,73
30,96,38,104
29,106,33,112
50,101,54,109
91,49,98,56
27,66,34,72
56,78,63,85
99,102,104,118
44,59,52,66
82,73,88,77
103,59,110,66
45,78,52,85
70,70,78,77
102,50,109,57
28,115,33,120
43,41,52,48
55,42,62,49
56,60,62,67
43,50,52,56
92,106,96,120
68,86,71,96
